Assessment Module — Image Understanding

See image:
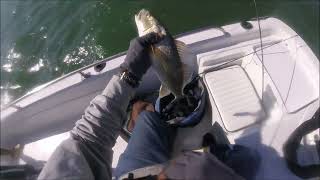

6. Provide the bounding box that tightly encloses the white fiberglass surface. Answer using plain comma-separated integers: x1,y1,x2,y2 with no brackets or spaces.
204,66,266,132
22,132,127,168
23,132,70,162
256,37,319,113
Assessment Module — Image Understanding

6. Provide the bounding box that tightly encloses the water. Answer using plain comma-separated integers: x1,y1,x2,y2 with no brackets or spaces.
1,0,319,106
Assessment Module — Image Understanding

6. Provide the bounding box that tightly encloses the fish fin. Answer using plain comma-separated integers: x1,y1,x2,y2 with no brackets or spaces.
152,47,170,70
159,84,171,98
181,62,195,93
175,40,196,91
175,40,189,59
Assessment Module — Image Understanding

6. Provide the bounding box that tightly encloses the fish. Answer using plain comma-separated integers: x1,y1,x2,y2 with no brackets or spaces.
134,9,194,99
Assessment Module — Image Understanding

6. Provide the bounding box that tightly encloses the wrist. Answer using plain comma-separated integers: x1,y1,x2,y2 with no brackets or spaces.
120,62,145,80
119,69,140,88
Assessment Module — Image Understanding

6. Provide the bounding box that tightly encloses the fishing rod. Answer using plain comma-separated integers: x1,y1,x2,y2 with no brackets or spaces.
197,34,298,76
198,0,265,79
253,0,265,102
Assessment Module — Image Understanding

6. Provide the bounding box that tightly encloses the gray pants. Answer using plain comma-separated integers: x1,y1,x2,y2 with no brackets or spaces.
115,111,260,179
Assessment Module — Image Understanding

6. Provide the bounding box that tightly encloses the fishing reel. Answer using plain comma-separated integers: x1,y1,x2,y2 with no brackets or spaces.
155,76,206,127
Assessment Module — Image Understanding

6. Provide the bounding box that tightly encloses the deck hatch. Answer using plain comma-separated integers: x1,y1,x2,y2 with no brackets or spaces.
204,65,266,132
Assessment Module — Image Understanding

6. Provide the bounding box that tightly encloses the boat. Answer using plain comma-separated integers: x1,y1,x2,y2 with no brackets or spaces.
1,17,319,179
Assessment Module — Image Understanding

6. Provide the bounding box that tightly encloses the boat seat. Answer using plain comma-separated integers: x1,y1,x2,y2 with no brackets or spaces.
204,65,266,132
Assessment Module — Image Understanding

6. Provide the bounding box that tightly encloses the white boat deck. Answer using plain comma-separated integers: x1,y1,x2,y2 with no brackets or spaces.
1,17,319,179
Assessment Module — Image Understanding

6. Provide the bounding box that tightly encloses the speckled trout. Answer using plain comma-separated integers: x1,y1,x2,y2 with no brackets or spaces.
135,9,194,99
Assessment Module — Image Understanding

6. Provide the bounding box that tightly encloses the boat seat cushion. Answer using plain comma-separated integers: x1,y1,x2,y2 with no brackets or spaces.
204,65,266,132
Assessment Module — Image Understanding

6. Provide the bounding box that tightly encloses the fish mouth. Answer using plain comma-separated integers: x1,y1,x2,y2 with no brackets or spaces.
135,9,154,34
135,9,150,21
134,9,166,36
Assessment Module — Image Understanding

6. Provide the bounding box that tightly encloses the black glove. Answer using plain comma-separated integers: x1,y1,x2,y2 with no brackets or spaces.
120,33,163,80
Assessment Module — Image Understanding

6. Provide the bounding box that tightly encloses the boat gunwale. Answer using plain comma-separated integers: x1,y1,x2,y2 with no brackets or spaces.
4,17,317,111
2,24,230,110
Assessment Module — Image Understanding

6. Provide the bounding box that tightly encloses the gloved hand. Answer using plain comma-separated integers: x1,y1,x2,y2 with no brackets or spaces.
120,33,163,80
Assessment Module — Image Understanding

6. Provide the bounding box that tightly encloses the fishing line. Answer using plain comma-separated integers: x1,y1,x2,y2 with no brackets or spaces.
197,34,298,76
253,0,265,102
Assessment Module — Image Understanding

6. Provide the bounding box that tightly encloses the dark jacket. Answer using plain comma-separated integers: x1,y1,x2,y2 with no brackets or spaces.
38,75,244,180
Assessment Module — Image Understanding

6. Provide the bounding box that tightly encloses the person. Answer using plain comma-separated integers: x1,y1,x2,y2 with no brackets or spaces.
38,33,259,180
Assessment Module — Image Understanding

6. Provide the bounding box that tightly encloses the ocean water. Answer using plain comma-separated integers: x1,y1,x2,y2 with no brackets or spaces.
1,0,319,106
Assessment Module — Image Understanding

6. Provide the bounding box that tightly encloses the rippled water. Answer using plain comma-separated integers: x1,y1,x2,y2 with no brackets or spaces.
1,0,319,107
